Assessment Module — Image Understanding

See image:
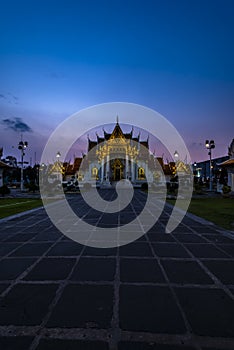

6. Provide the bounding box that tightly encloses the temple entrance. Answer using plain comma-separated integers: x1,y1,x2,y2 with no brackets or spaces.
115,167,121,181
112,159,124,181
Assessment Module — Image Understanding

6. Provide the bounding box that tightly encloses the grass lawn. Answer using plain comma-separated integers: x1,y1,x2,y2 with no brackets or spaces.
0,198,43,219
167,198,234,231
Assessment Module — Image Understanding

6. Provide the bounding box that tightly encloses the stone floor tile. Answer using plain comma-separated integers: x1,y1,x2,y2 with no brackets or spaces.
0,243,21,256
70,257,116,281
172,233,207,243
23,258,76,281
203,234,234,244
175,287,234,337
118,342,196,350
0,258,36,280
0,283,58,325
10,242,52,257
161,260,214,284
152,243,190,258
119,285,186,333
36,338,109,350
120,258,165,283
184,244,228,258
47,284,113,328
46,241,83,256
0,336,34,350
202,260,234,284
0,283,10,294
119,242,153,257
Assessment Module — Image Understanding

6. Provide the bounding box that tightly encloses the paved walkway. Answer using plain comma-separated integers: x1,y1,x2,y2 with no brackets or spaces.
0,190,234,350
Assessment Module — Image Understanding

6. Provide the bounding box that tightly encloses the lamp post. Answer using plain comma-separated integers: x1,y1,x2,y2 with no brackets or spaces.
173,151,179,173
205,140,215,191
193,161,197,174
18,140,28,191
35,164,40,186
40,163,45,187
193,162,198,183
56,152,61,181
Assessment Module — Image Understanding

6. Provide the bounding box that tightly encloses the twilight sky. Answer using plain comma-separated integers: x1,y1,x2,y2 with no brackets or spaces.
0,0,234,164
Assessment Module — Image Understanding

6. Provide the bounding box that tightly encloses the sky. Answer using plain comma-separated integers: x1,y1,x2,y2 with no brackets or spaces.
0,0,234,164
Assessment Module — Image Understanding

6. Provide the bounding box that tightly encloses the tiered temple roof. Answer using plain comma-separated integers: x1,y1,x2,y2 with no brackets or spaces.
63,120,176,178
88,120,148,151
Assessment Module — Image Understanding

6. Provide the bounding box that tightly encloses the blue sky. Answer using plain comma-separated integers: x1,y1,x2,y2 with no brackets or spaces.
0,0,234,163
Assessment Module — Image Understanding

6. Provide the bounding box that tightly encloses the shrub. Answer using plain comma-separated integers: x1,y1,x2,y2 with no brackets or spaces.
222,185,231,194
0,184,10,196
141,183,148,191
24,182,39,193
28,183,39,193
167,182,178,195
193,183,204,194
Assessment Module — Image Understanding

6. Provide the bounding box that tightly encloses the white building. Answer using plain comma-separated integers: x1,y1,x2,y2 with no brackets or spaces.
66,120,162,187
219,139,234,191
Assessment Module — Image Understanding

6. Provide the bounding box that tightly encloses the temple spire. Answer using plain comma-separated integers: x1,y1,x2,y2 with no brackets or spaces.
116,115,119,124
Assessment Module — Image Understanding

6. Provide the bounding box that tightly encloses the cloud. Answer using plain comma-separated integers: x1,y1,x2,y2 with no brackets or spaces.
1,117,32,133
0,93,19,104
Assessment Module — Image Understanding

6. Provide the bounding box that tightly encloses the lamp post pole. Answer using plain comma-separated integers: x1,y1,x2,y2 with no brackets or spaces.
56,152,61,181
21,150,23,191
205,140,215,191
18,139,28,192
193,162,197,181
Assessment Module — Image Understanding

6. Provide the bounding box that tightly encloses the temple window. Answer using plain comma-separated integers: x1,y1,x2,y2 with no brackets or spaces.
138,167,145,179
92,167,98,178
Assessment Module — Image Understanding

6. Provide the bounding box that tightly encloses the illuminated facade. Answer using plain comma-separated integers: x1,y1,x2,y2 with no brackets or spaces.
63,119,178,186
81,119,155,185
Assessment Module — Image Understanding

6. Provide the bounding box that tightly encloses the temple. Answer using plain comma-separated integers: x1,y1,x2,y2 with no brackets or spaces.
63,119,176,186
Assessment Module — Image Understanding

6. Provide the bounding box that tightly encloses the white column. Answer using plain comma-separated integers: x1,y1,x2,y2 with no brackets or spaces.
101,158,104,182
126,154,129,179
131,157,134,182
106,154,110,180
